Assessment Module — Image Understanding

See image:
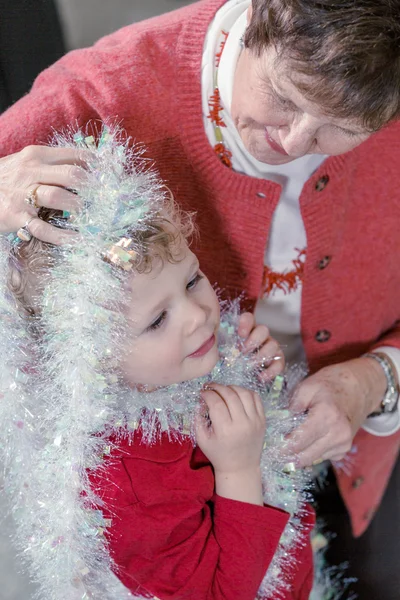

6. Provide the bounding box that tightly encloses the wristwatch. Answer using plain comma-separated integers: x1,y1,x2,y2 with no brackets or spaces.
364,352,400,416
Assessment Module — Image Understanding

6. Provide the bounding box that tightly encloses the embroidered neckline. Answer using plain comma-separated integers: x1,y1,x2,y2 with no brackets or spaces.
207,30,233,169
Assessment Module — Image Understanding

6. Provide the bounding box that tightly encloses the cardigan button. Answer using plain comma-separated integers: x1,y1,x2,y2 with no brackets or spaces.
315,329,331,343
315,329,332,342
317,256,331,270
315,175,329,191
256,191,267,198
352,476,364,489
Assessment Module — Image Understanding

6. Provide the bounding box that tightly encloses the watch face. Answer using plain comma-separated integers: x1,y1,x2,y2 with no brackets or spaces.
383,385,399,413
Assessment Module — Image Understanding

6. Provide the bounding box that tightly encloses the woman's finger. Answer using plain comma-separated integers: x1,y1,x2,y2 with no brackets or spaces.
297,438,350,467
25,216,77,245
285,411,327,455
0,147,88,236
26,145,89,167
34,163,87,190
285,405,352,464
32,184,82,213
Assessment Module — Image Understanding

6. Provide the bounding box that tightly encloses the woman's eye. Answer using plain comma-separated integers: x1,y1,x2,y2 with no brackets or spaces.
278,97,292,109
334,125,364,139
343,129,361,138
147,310,167,332
187,273,203,290
270,89,295,111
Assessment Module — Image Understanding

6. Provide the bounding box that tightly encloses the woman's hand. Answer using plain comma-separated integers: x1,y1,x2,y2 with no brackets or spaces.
286,357,386,467
238,312,285,381
0,145,85,244
196,383,266,505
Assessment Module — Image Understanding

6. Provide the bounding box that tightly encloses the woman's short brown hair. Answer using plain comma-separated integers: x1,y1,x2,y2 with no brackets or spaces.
244,0,400,130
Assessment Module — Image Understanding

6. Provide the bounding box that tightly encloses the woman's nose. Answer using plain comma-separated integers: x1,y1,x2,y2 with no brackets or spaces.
278,119,317,156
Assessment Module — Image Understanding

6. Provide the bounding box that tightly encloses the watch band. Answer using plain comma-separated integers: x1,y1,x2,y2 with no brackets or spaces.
364,352,400,416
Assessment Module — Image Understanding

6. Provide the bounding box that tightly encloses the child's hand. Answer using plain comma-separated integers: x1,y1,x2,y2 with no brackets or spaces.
238,312,285,381
196,383,266,504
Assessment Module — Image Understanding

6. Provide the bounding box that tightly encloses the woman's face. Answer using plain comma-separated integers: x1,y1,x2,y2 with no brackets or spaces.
231,45,371,165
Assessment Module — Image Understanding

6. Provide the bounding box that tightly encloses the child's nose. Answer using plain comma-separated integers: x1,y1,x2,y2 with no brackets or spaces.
184,299,208,334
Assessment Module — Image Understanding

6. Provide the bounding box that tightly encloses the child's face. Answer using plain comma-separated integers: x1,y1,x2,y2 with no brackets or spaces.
121,239,220,386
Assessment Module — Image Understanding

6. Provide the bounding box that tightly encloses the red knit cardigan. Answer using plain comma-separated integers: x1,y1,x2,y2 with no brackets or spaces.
0,0,399,537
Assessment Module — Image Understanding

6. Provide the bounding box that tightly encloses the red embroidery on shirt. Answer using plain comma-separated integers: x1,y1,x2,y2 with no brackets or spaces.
208,88,226,127
262,248,307,296
209,30,234,168
215,30,229,67
214,142,233,168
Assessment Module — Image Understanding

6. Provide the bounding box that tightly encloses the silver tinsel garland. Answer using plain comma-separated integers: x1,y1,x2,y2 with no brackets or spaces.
0,126,316,600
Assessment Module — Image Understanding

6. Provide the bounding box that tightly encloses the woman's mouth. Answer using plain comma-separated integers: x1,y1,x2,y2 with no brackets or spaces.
265,128,288,156
188,334,216,358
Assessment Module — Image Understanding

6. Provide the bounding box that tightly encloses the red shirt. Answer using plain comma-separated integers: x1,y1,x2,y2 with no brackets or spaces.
90,433,314,600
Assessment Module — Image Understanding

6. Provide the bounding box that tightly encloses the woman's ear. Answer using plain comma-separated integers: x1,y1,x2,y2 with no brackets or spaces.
246,4,253,25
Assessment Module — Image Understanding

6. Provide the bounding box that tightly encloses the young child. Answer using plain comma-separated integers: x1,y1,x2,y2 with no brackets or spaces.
1,128,314,600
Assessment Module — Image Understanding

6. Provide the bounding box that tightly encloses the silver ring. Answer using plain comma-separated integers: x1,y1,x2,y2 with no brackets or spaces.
16,216,37,242
24,185,40,210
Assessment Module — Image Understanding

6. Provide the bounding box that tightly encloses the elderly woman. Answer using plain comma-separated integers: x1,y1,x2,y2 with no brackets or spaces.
0,0,399,597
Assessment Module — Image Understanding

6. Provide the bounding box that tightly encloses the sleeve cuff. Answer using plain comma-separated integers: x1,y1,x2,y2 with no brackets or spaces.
362,346,400,437
213,494,289,532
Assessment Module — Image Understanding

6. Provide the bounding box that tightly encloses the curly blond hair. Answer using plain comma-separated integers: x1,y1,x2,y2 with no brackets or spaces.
8,191,195,317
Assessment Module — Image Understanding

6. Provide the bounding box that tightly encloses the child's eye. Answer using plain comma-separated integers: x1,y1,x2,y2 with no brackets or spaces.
187,273,203,290
147,310,167,332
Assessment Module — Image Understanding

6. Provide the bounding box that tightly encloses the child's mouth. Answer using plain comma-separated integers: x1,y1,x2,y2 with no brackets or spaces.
188,334,216,358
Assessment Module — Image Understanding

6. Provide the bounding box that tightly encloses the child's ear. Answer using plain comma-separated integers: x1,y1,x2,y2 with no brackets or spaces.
9,267,22,292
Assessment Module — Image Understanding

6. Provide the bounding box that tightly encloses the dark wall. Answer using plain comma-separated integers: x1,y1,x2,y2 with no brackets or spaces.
0,0,65,112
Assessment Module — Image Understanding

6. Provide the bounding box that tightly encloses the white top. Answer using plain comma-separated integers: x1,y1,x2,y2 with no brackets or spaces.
201,0,400,436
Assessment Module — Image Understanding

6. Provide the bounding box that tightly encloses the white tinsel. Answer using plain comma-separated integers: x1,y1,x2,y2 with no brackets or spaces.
0,126,336,600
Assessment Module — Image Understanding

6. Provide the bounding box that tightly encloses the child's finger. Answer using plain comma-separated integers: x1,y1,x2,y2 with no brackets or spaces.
228,385,259,420
254,338,284,370
194,410,212,443
194,411,210,435
206,384,247,422
200,388,231,429
242,324,270,352
237,312,254,339
258,357,285,381
256,338,280,361
253,391,267,422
